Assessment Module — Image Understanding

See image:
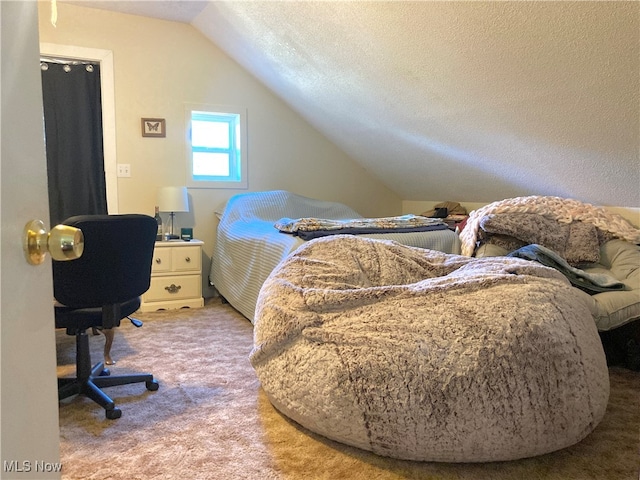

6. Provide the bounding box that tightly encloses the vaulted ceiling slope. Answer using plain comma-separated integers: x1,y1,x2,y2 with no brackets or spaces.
63,1,640,208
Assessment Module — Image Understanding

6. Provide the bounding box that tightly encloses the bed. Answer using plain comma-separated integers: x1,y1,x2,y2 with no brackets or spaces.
209,190,461,322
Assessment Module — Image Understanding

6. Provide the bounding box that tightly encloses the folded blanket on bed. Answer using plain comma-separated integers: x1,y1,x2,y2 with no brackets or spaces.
507,244,626,294
275,214,447,240
479,213,604,265
459,196,640,256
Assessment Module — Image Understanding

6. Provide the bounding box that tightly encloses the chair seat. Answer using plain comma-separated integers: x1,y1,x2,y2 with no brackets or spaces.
55,297,140,332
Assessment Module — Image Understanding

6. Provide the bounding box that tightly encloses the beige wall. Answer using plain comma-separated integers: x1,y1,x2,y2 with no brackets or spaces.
37,2,402,297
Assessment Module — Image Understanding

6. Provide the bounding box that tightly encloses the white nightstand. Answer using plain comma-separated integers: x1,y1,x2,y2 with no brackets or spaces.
140,239,205,312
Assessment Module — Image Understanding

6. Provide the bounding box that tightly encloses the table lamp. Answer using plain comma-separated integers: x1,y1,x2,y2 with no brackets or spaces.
157,186,189,239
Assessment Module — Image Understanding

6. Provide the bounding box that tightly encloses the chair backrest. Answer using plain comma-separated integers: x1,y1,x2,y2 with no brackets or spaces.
53,214,157,308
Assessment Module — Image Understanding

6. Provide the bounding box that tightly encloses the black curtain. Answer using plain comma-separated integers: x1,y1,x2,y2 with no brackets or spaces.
41,61,107,227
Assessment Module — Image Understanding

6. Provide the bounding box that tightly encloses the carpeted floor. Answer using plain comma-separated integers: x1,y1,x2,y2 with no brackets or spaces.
56,299,640,480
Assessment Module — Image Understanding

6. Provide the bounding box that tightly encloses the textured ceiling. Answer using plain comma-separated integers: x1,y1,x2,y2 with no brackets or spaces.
60,1,640,207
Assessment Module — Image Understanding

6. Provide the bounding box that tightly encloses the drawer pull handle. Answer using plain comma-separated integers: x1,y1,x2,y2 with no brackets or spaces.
185,257,191,262
165,284,181,294
155,258,161,264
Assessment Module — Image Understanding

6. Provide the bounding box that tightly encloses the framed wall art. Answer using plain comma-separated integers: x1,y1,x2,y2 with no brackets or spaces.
141,118,166,137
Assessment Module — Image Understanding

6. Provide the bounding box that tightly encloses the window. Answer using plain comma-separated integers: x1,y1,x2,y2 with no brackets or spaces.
185,104,247,189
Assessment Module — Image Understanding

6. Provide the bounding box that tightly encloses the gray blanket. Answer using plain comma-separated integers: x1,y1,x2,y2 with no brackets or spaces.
508,244,626,294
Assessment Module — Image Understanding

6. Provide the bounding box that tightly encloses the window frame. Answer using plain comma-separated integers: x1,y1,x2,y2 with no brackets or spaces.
184,103,248,189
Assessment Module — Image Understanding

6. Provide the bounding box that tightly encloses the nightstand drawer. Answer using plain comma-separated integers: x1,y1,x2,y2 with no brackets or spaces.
144,274,201,302
172,246,201,272
151,248,172,273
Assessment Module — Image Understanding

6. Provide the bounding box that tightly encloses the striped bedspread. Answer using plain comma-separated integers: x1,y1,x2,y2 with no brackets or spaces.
209,190,461,322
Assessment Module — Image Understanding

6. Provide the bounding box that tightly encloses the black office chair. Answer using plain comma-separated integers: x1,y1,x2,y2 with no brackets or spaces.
54,214,159,419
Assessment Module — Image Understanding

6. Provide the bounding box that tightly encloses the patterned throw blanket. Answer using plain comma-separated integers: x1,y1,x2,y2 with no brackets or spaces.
459,196,640,256
275,214,447,240
478,213,608,265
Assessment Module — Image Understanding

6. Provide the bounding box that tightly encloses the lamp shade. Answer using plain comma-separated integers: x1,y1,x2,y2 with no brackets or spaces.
157,186,189,213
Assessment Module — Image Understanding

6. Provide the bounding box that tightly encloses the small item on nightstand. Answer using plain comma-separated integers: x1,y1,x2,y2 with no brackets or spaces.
421,202,468,231
181,228,193,241
421,201,467,217
433,207,448,218
154,206,163,241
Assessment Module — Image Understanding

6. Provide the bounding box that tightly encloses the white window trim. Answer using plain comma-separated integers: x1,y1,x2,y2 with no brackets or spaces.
184,103,248,189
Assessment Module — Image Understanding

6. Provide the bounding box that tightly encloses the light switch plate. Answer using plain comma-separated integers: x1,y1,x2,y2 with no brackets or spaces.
117,164,131,177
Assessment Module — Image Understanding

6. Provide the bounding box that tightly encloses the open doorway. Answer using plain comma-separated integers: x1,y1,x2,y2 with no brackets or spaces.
40,43,118,218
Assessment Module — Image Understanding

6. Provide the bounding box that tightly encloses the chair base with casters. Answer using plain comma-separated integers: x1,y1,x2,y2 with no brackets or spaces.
56,297,159,420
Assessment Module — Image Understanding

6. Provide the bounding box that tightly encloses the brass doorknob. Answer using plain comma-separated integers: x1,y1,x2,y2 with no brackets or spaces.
23,219,84,265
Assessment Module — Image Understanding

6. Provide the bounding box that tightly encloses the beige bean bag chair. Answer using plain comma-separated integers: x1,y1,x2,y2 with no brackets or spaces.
251,235,609,462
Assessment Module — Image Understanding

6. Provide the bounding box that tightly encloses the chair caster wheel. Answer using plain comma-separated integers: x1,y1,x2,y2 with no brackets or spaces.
100,368,111,377
146,380,159,391
106,408,122,420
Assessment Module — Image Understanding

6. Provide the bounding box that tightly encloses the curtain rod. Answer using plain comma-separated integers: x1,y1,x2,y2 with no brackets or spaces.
40,56,99,66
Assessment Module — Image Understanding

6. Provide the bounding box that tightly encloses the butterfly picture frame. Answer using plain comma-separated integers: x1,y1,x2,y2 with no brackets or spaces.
141,118,166,137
